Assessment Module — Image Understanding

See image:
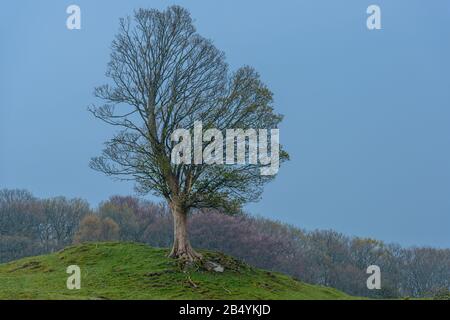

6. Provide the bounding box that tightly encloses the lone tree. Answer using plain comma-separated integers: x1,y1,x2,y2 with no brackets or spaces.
89,6,288,261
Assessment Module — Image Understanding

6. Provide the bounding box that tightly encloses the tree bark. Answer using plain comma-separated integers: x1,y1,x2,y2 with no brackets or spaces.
168,203,202,261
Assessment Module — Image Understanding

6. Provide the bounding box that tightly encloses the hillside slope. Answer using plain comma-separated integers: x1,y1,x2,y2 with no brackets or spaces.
0,242,353,300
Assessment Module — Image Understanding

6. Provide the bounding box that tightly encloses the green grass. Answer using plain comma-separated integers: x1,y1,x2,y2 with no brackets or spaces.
0,242,354,300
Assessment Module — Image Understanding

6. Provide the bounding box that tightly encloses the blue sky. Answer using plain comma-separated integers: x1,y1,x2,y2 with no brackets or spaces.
1,1,449,247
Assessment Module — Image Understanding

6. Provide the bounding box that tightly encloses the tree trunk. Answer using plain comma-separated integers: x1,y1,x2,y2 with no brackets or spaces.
168,203,202,261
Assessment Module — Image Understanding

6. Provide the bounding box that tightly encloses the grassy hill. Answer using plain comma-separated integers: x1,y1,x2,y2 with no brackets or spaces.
0,242,353,300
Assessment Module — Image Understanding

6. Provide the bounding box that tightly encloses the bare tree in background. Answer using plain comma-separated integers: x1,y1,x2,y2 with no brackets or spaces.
89,6,288,261
41,197,90,250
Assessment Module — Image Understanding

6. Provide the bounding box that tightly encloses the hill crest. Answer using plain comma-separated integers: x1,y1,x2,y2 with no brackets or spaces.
0,242,353,300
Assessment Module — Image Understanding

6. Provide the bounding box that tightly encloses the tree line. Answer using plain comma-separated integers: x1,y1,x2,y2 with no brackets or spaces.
0,189,448,299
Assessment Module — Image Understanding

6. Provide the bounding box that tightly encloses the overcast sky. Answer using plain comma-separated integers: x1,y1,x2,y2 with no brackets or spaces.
1,0,449,247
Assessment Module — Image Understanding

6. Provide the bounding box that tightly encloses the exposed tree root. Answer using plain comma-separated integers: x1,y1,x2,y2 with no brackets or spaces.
168,243,203,263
